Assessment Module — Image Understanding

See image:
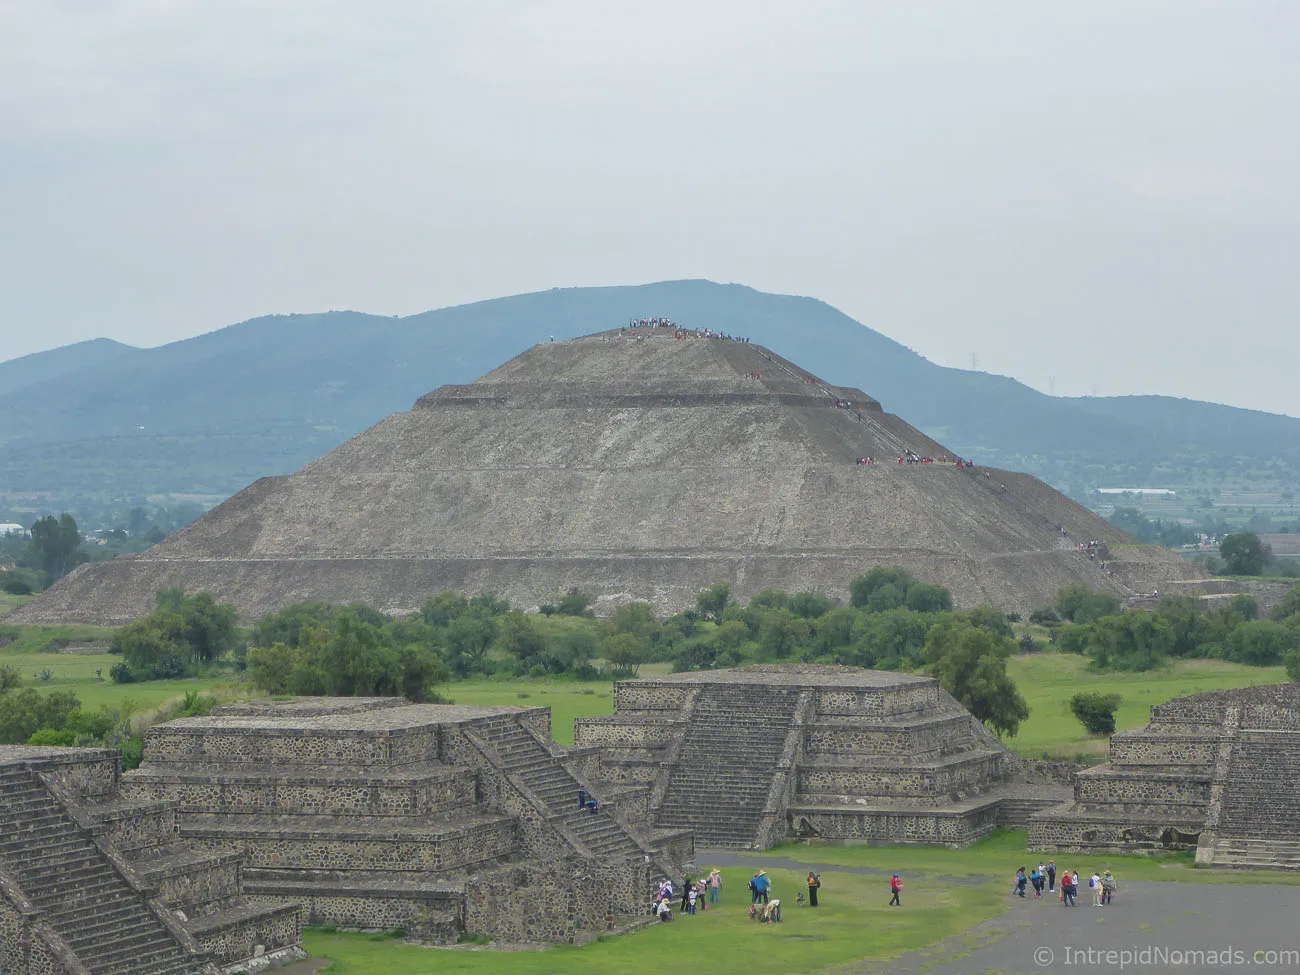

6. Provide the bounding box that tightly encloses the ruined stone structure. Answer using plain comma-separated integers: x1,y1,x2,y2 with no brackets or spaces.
119,699,691,946
575,665,1069,849
1030,685,1300,869
0,745,301,975
14,329,1199,626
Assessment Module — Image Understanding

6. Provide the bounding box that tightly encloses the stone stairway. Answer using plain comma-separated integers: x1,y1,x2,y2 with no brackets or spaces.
0,764,205,975
1210,837,1300,870
481,721,645,861
654,684,803,847
1218,730,1300,841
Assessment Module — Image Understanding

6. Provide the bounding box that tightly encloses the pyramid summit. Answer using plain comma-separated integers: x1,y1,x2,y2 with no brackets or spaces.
16,326,1198,623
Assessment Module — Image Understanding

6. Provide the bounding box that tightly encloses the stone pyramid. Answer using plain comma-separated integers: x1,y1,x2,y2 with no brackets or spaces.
18,327,1198,623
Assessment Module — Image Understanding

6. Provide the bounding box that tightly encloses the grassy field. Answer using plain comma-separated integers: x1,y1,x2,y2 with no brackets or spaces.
303,864,1005,975
444,678,615,745
758,829,1300,886
1004,653,1286,760
0,593,31,617
301,829,1300,974
0,649,245,713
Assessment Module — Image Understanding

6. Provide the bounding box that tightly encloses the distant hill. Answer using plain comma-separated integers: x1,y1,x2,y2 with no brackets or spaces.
2,280,1298,501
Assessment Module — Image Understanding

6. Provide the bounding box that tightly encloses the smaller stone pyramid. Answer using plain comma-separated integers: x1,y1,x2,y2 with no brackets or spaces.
576,664,1069,849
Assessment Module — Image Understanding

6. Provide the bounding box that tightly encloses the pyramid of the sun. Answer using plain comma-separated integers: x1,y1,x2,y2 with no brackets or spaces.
16,328,1198,623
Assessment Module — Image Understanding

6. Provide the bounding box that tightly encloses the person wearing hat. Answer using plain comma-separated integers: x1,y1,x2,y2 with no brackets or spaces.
752,870,771,905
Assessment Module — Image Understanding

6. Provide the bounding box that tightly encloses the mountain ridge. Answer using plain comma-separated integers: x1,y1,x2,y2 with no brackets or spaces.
2,280,1297,501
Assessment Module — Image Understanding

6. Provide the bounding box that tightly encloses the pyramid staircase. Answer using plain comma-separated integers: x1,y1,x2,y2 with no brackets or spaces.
653,684,803,847
476,720,645,861
0,764,210,975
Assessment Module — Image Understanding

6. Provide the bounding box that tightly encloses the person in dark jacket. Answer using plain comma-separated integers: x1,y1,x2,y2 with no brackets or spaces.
806,872,820,907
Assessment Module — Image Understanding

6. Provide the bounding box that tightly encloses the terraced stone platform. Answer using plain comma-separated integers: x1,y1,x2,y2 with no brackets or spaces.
576,665,1068,849
0,745,300,975
1030,685,1300,867
122,698,691,945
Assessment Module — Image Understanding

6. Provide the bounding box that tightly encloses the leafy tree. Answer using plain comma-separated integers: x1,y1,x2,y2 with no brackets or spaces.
445,614,497,675
695,584,731,623
110,590,239,679
253,601,337,648
1269,584,1300,623
551,628,600,672
0,689,81,744
1087,612,1173,671
1219,533,1270,576
27,514,84,583
923,623,1029,737
1054,584,1121,624
757,610,810,659
1069,692,1122,735
0,665,20,694
1224,620,1299,666
960,606,1015,640
1054,623,1091,655
421,592,470,627
604,633,648,675
1286,646,1300,683
608,603,659,646
850,567,916,609
788,592,834,619
555,590,595,618
865,582,908,613
906,582,953,613
496,612,546,668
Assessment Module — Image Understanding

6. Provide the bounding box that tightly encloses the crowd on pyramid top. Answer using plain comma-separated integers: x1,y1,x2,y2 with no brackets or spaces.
617,318,752,343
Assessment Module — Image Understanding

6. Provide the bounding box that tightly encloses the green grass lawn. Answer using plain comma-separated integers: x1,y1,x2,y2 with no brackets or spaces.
0,649,245,715
758,829,1300,887
1005,653,1286,760
301,830,1300,974
0,593,31,617
303,865,1006,975
0,622,117,654
443,678,615,745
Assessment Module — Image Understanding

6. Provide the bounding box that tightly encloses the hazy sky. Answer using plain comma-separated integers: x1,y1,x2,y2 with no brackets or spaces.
2,1,1297,415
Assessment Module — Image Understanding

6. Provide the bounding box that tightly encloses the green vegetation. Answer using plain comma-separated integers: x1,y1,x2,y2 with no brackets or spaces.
1068,691,1122,735
1047,585,1300,672
1005,654,1285,760
110,589,240,682
759,829,1300,885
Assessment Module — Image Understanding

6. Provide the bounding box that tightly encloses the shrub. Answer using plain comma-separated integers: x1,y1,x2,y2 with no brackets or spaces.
27,727,76,746
1069,692,1122,735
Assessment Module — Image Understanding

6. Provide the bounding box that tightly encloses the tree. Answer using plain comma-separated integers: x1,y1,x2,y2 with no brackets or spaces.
923,623,1029,737
27,514,84,583
906,583,953,613
1286,646,1300,683
0,689,81,745
0,665,20,694
1069,692,1122,735
1269,584,1300,623
695,584,731,623
1087,612,1173,671
555,590,595,618
1054,584,1121,624
496,612,547,668
1220,533,1270,576
847,564,920,611
1224,620,1299,667
604,633,648,674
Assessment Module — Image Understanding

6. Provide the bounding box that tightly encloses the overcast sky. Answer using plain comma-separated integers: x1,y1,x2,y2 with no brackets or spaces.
2,1,1297,415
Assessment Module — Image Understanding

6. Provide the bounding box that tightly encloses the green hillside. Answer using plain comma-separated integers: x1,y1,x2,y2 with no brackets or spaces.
2,281,1297,520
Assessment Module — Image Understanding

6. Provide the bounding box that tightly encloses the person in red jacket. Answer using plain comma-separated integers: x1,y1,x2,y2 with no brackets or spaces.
889,873,903,907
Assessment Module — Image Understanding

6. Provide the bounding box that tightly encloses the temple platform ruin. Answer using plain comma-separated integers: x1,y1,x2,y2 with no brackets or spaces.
575,665,1070,849
1,698,695,973
1030,684,1300,869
